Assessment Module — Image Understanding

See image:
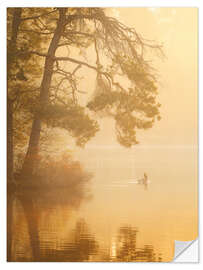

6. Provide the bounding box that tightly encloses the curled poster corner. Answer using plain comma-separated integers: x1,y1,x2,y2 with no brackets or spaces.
173,239,199,262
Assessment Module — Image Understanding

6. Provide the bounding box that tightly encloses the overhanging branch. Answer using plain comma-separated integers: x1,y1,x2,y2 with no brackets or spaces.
27,51,127,92
21,9,57,21
54,56,99,71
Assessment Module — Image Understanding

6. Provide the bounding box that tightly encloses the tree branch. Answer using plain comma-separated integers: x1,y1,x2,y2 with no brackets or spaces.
54,56,99,71
21,9,57,21
20,29,54,35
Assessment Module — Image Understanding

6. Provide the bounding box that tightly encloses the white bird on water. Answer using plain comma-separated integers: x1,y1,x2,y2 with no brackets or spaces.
128,173,150,190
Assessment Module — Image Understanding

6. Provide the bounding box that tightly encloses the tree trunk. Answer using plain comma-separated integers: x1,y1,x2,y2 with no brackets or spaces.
7,191,15,261
7,98,14,183
20,195,41,261
7,8,22,183
21,8,67,177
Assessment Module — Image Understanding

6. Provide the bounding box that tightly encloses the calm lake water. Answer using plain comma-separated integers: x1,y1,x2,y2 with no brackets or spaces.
7,146,198,262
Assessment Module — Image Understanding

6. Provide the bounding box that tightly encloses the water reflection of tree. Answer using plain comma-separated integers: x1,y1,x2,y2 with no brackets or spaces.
7,190,15,262
7,164,93,262
116,225,138,261
8,188,97,261
8,182,162,262
40,219,99,262
112,225,162,262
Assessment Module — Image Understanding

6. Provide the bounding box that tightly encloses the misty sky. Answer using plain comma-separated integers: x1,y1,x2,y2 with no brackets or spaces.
81,8,198,149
